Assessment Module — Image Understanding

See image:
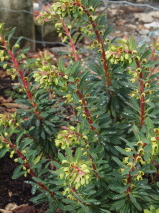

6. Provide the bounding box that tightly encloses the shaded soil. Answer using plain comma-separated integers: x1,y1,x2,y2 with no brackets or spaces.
0,154,35,209
0,154,50,212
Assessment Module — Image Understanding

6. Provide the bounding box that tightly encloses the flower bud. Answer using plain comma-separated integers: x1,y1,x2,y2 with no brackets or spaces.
154,128,159,134
125,148,131,152
137,141,143,146
151,137,156,142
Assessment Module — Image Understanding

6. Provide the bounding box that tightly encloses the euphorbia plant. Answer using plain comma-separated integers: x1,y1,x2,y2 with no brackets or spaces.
1,0,159,212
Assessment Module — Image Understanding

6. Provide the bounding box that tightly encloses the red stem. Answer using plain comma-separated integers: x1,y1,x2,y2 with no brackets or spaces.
61,20,96,131
2,40,42,119
1,137,55,197
126,172,132,193
136,61,145,127
150,49,156,61
61,20,79,62
72,2,111,86
140,73,145,127
76,90,95,131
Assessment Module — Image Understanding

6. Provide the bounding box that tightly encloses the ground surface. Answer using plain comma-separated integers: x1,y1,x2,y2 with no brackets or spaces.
0,0,159,212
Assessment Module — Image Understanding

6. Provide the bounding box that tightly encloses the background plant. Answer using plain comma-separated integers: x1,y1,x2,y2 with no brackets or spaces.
144,205,159,213
1,0,159,212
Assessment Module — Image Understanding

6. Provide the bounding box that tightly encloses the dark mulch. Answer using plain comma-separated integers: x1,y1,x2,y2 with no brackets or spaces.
0,154,48,212
0,154,32,208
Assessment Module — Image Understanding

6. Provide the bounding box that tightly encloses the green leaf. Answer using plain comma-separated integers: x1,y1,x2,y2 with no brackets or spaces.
46,200,59,213
27,58,36,66
43,120,55,127
58,57,65,71
74,147,82,162
138,44,147,55
51,161,61,169
143,210,151,213
145,117,154,129
129,193,142,211
78,202,92,213
12,171,26,179
141,49,152,59
112,194,126,200
121,167,131,176
66,147,73,162
43,125,52,135
57,51,68,55
32,177,42,183
58,152,65,162
21,46,30,54
103,25,115,40
12,165,25,179
112,157,127,168
115,146,132,156
115,199,127,211
34,154,42,165
15,36,23,45
30,193,47,204
150,194,159,200
84,0,88,7
150,205,155,211
7,27,16,42
16,129,26,145
0,148,8,158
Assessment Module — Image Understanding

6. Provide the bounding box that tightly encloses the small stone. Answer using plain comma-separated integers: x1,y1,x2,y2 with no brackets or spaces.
96,6,106,13
115,30,121,34
50,46,72,54
83,37,91,45
33,3,40,11
124,32,128,36
120,6,143,13
107,9,124,18
134,13,154,23
126,24,137,30
144,22,159,29
149,11,159,19
139,29,150,35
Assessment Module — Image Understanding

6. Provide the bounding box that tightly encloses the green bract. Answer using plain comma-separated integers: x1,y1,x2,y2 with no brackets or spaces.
1,0,159,212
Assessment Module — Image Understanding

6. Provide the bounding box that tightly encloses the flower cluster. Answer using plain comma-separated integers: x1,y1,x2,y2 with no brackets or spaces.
80,25,94,37
33,64,68,90
120,129,159,184
0,113,18,127
59,159,92,190
37,0,84,24
105,38,138,64
128,67,155,99
89,37,110,52
151,129,159,156
55,126,87,149
35,50,56,67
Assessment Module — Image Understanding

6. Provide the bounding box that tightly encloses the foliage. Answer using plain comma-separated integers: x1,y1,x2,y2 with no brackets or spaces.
144,206,159,213
0,0,159,212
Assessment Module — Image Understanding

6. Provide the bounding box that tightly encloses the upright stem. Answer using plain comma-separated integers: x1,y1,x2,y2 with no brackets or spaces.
61,20,79,62
139,72,145,127
2,39,42,120
61,21,96,131
76,90,96,131
72,2,111,86
126,172,132,193
136,61,145,127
